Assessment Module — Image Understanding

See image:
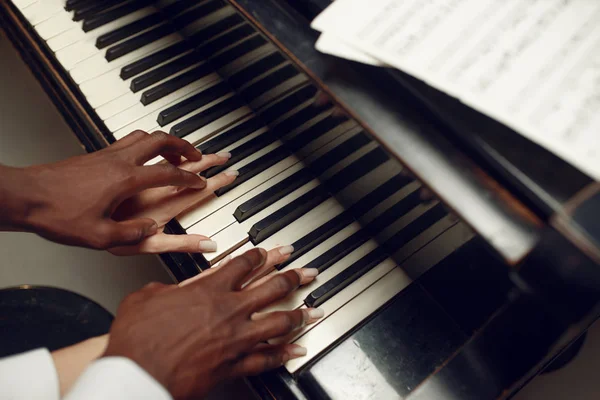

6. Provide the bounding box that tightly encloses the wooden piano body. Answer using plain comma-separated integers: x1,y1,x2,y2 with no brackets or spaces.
2,1,600,398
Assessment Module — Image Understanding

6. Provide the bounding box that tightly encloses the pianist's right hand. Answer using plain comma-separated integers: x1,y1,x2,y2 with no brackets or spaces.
0,130,236,251
102,247,321,400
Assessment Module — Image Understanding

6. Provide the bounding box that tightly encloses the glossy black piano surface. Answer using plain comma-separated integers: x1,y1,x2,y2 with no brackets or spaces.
1,1,600,399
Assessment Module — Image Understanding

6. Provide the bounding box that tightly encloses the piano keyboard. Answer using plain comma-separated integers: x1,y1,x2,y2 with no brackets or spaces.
12,0,476,374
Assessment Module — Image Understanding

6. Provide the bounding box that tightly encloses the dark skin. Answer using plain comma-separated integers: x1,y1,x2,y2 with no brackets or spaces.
1,131,321,398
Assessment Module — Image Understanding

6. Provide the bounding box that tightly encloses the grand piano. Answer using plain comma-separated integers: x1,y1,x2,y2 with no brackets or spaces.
2,1,600,398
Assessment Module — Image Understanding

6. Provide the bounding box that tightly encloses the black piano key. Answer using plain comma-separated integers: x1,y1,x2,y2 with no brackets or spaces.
327,148,389,194
197,24,256,57
302,229,371,273
272,103,331,136
234,169,314,222
364,190,423,237
131,50,206,92
241,64,299,102
228,52,286,90
307,132,370,173
168,96,245,138
158,82,230,126
204,131,279,178
73,0,123,21
286,116,347,152
96,12,163,49
215,148,291,197
211,35,267,70
198,117,265,154
249,187,331,245
106,23,175,62
65,0,90,12
188,14,244,45
169,96,245,138
349,173,414,216
140,63,214,105
161,0,205,17
277,211,355,270
171,0,223,28
83,0,152,32
305,248,388,308
382,203,448,252
259,85,318,123
120,41,190,80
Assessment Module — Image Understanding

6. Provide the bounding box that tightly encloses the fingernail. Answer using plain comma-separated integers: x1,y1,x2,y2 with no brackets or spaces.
216,152,231,159
289,346,307,357
224,170,239,177
198,240,217,252
307,308,324,320
278,245,294,256
301,268,319,278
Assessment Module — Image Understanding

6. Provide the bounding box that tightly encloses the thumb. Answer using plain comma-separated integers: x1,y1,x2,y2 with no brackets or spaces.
98,218,158,249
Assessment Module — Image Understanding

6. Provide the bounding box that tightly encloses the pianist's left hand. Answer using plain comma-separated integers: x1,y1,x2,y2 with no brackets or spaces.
0,130,236,253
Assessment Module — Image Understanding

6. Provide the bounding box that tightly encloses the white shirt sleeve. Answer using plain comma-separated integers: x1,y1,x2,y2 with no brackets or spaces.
64,357,172,400
0,348,60,400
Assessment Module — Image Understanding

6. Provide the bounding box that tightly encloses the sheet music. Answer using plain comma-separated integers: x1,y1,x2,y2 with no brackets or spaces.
312,0,600,180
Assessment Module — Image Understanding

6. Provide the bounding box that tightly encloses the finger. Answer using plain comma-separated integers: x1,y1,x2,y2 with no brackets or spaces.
178,152,231,175
241,246,294,289
106,130,148,151
229,344,307,377
241,269,301,312
208,248,267,290
243,267,318,291
249,308,324,342
95,218,158,249
131,131,202,165
178,254,231,287
135,163,207,191
109,233,214,255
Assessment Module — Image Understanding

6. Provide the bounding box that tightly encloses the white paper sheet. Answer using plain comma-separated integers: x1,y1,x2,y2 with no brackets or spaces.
315,32,387,66
312,0,600,180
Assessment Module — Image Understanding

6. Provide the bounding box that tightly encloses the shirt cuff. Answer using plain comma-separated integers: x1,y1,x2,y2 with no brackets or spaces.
0,348,60,400
64,357,172,400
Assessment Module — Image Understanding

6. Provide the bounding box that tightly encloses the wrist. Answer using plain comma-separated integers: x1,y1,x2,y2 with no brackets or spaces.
0,165,42,232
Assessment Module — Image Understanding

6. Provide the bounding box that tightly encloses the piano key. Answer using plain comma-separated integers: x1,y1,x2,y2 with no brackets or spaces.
228,52,287,90
170,0,224,28
187,13,244,45
210,34,267,69
179,4,237,38
259,85,318,122
167,106,252,145
284,222,474,373
241,64,299,102
248,75,309,111
73,0,124,22
69,33,180,83
160,0,207,18
206,177,322,263
13,0,37,10
82,0,152,32
105,22,175,62
34,11,75,40
47,7,156,52
219,44,277,77
198,117,265,154
130,50,205,92
120,40,190,79
158,82,232,126
140,62,214,105
181,121,358,231
21,0,63,26
181,154,303,233
215,147,292,197
97,13,166,49
196,23,256,57
103,77,222,132
382,203,449,251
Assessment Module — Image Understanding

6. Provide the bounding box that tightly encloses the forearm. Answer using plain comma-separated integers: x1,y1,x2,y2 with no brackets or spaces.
51,334,109,396
0,164,39,232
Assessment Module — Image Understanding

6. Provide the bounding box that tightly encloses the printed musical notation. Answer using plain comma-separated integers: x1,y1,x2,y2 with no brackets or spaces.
312,0,600,180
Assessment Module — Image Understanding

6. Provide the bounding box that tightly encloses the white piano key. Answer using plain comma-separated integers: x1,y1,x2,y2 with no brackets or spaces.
47,8,156,52
250,75,310,110
179,106,253,145
12,0,37,10
69,34,181,83
103,76,222,130
179,155,302,231
180,5,237,37
35,12,75,40
80,49,196,108
21,0,63,26
219,44,277,76
203,177,322,264
237,61,291,91
284,222,475,373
